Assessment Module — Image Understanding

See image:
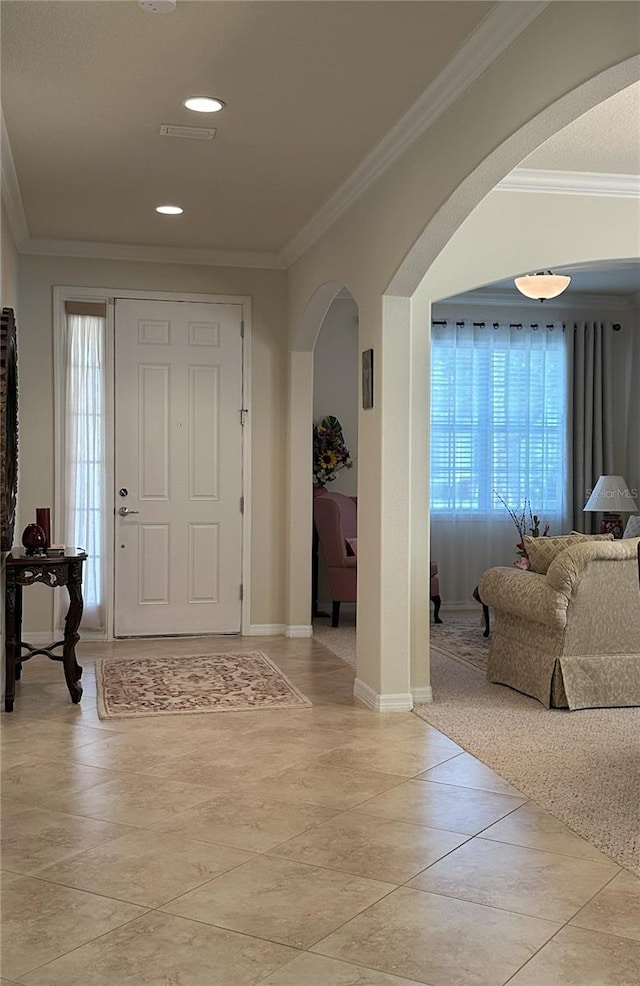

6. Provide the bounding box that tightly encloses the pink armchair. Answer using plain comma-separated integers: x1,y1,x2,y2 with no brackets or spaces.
313,491,357,626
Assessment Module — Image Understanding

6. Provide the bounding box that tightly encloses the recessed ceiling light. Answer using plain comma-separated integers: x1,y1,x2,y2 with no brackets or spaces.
155,205,184,215
183,96,225,113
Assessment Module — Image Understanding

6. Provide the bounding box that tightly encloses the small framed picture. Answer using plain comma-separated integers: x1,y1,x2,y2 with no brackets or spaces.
362,349,374,409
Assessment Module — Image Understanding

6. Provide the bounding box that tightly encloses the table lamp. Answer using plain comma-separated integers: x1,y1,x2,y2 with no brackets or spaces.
583,475,638,538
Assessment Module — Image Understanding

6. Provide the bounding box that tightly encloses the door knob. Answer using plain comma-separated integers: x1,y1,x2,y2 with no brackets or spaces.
118,506,140,516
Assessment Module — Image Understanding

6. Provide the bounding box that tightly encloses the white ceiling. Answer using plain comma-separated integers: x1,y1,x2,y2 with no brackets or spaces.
1,0,493,254
1,2,638,294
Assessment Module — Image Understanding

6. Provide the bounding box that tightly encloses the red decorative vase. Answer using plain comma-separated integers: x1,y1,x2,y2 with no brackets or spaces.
313,485,327,497
22,523,47,555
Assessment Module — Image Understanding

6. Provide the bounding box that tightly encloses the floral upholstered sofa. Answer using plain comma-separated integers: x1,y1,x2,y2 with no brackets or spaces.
477,536,640,709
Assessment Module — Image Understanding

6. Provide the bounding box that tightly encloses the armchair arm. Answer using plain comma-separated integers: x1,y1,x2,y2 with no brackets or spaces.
477,566,568,629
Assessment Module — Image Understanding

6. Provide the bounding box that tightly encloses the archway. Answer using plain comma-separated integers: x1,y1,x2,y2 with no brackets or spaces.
287,55,639,708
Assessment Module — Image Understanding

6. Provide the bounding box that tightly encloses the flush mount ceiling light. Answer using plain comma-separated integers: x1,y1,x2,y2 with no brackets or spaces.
138,1,177,12
183,96,225,113
155,204,183,215
514,271,572,302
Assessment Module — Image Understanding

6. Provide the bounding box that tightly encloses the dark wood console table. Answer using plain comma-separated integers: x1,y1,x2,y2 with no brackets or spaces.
4,548,87,712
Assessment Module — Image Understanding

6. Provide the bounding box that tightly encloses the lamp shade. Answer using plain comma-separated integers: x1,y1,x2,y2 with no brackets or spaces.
583,475,638,513
514,271,571,301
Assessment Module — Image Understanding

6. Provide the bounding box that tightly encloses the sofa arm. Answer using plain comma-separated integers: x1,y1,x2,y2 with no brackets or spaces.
477,567,569,629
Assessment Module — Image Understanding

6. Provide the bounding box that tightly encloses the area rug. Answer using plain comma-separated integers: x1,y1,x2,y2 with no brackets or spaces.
314,614,488,673
96,651,311,720
416,646,640,875
430,614,488,671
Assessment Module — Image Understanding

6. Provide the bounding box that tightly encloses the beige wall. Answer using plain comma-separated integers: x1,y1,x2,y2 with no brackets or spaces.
16,255,287,634
285,3,639,701
313,296,359,497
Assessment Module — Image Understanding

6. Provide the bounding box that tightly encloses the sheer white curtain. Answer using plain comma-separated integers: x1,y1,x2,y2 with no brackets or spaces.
430,319,569,607
62,313,106,631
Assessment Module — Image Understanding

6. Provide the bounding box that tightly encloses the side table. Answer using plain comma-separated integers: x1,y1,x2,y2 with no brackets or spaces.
4,548,87,712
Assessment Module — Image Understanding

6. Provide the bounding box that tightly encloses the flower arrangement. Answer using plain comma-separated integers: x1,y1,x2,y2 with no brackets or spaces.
494,492,550,570
313,415,353,487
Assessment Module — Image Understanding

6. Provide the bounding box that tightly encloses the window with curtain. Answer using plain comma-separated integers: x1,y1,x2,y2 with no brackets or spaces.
431,320,568,516
62,305,107,631
430,319,569,605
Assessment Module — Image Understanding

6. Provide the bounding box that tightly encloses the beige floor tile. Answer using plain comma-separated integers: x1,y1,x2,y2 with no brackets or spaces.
418,750,523,795
481,801,618,863
36,829,254,907
1,718,111,750
19,910,297,986
239,763,407,810
269,810,468,883
152,793,339,852
0,759,120,809
59,730,205,773
312,886,559,986
570,870,640,941
508,925,640,985
36,772,216,826
353,778,526,835
312,732,462,777
161,853,395,949
145,738,322,788
0,805,132,875
408,837,619,922
0,799,33,820
260,951,423,985
0,873,146,981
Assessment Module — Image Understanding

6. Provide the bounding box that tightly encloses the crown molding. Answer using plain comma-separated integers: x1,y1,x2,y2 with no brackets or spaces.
497,168,640,198
437,289,633,311
20,237,285,270
1,110,29,249
280,1,549,267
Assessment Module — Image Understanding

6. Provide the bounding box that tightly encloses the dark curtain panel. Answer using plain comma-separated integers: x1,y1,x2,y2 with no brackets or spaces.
569,322,615,532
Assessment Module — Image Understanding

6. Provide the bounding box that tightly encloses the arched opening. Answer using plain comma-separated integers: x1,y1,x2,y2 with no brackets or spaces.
287,56,639,708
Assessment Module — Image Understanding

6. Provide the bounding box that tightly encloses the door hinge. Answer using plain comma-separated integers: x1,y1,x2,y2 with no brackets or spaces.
240,320,245,338
240,496,244,514
239,583,244,601
240,408,248,426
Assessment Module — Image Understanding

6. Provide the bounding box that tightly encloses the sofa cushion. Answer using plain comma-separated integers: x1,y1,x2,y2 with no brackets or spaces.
523,533,614,574
623,515,640,538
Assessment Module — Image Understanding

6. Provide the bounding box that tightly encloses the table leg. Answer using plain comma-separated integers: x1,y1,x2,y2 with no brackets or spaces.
4,580,20,712
62,577,84,704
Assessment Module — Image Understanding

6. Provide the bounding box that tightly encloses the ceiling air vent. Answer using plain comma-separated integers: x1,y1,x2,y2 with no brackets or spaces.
160,124,216,140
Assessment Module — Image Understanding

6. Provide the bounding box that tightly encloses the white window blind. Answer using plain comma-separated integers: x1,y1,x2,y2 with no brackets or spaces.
431,321,567,517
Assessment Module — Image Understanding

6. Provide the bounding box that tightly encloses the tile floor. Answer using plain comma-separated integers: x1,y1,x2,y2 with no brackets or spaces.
1,633,639,985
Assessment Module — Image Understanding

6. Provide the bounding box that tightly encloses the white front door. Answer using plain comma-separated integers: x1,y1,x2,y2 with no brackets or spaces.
114,299,244,636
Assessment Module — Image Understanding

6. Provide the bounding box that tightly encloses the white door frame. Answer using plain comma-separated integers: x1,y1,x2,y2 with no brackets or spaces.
53,285,252,640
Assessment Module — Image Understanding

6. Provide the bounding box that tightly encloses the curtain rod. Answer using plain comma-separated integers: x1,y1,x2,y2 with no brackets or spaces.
432,319,622,331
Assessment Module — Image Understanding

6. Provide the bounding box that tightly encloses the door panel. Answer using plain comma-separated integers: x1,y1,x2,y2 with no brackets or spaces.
114,299,243,636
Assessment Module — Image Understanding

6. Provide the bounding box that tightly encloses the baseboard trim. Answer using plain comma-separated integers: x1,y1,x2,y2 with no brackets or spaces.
246,624,287,636
286,625,313,638
353,677,414,712
411,686,433,705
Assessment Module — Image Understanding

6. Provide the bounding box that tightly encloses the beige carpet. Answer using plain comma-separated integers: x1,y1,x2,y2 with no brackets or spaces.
96,651,311,720
314,621,640,875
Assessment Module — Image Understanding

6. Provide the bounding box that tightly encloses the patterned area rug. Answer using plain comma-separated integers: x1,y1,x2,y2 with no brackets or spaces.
430,614,489,671
96,651,311,720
